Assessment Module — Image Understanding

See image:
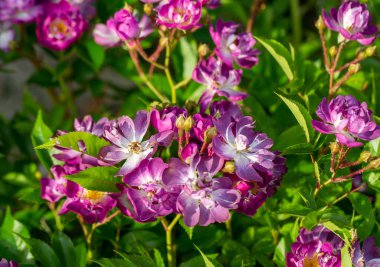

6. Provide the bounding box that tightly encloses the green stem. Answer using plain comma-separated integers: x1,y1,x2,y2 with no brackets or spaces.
162,215,181,267
58,76,77,117
290,0,302,48
165,33,176,104
48,203,63,231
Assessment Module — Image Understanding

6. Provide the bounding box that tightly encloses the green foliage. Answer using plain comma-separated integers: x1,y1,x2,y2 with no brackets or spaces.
65,166,122,192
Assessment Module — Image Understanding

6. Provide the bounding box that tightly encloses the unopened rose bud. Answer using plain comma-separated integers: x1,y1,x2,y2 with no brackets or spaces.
359,151,372,163
183,116,194,132
357,51,366,60
348,63,360,74
330,142,340,155
365,46,376,57
175,115,185,130
204,127,217,143
222,161,236,174
368,158,380,169
315,16,325,31
143,3,153,15
329,46,337,57
198,44,209,58
123,3,133,12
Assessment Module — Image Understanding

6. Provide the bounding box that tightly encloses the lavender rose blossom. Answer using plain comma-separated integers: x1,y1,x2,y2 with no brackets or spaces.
36,0,86,50
352,236,380,267
286,225,344,267
117,158,173,222
192,57,245,113
312,95,380,147
322,1,378,45
210,20,260,69
163,154,241,226
156,0,202,30
212,114,277,182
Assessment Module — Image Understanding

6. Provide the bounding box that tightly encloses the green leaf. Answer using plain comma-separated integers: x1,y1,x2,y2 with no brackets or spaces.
322,221,351,245
282,143,313,155
194,244,215,267
349,193,373,218
24,238,62,267
31,110,53,171
179,218,194,240
52,232,77,267
313,161,321,188
35,131,111,158
65,166,121,192
93,258,132,267
256,37,294,81
275,91,314,143
153,249,165,267
368,137,380,156
85,40,105,71
273,238,286,267
180,38,198,79
341,244,352,266
279,204,313,217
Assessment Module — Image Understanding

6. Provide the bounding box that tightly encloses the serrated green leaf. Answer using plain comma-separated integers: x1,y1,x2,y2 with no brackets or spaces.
194,244,215,267
349,193,373,218
282,143,312,155
179,218,194,240
256,37,294,81
35,131,111,158
24,238,62,267
31,110,53,171
154,249,165,267
52,232,77,267
275,91,314,143
65,166,121,192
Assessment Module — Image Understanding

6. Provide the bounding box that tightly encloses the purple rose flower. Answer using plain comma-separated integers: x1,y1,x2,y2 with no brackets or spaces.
151,106,187,133
93,18,121,48
192,114,213,142
352,236,380,267
163,154,241,226
0,0,42,23
40,165,69,202
209,100,243,120
312,95,380,147
212,115,276,182
116,158,173,222
74,115,110,137
286,225,344,267
36,0,86,50
192,57,245,113
0,259,19,267
99,111,159,176
113,9,140,41
0,23,14,52
93,12,152,47
156,0,202,30
234,152,286,216
322,1,378,45
60,181,117,224
210,20,260,68
67,0,96,20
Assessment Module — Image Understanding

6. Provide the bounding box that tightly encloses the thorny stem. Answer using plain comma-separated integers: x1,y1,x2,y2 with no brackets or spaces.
332,166,371,183
336,57,363,73
161,215,181,267
174,77,192,90
135,41,165,70
47,202,63,231
328,42,345,99
319,29,330,70
78,216,96,262
246,0,263,33
331,70,354,95
326,184,367,208
129,49,168,102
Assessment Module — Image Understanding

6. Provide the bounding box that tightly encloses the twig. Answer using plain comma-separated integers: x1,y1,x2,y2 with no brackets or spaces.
246,0,263,33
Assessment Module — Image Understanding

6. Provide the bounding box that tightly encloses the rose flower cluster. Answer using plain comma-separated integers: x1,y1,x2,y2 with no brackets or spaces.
0,0,95,52
40,99,286,226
